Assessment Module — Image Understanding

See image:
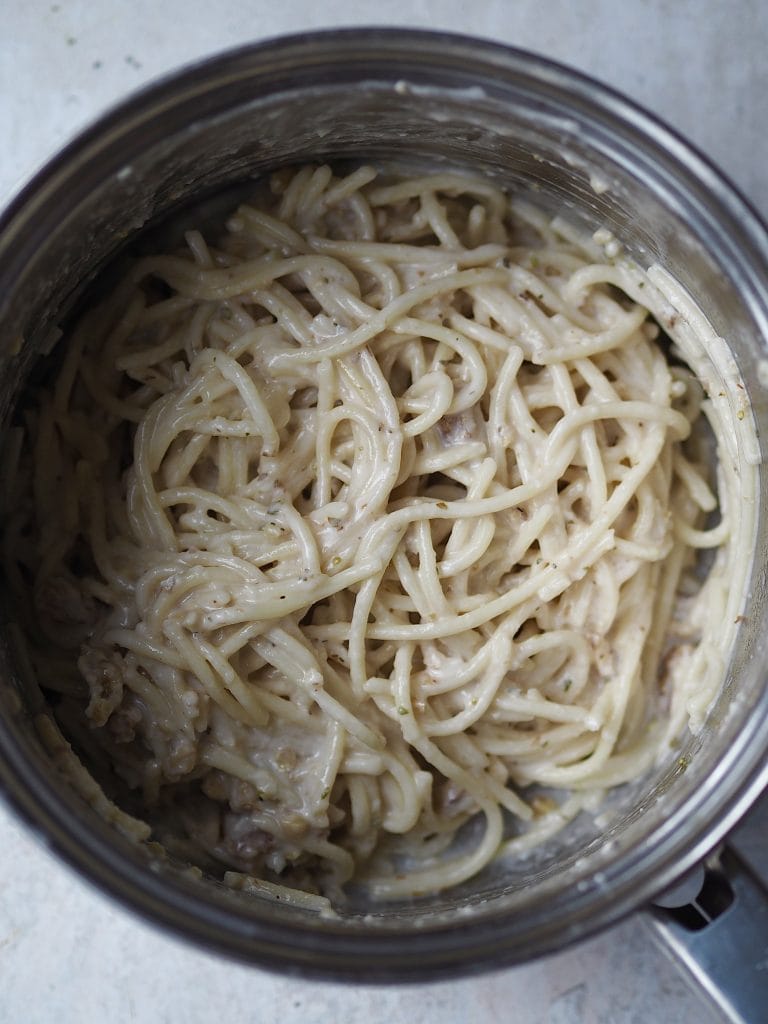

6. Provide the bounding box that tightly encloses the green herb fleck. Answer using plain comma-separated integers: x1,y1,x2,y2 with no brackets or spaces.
397,706,409,716
563,679,573,693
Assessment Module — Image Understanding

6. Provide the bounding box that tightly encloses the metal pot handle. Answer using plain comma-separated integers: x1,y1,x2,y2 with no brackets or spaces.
646,844,768,1024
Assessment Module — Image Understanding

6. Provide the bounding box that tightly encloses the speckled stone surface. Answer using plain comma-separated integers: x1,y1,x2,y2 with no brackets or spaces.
2,2,765,1020
0,801,720,1024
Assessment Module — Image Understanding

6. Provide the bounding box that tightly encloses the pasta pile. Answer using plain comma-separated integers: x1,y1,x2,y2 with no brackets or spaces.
3,164,740,901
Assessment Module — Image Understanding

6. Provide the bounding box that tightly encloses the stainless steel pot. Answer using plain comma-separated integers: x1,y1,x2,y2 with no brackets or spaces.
1,29,767,1007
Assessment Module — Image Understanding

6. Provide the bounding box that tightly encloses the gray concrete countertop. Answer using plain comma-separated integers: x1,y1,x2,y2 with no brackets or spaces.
1,2,765,1021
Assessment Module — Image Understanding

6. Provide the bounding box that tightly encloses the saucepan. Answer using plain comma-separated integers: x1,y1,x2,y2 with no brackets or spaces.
0,29,767,1017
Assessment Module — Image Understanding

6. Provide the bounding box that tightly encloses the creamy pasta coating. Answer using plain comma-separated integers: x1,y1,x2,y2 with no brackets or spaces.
3,164,748,902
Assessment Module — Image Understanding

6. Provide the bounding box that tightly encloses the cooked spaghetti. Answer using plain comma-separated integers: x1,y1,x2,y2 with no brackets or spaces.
2,164,753,902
